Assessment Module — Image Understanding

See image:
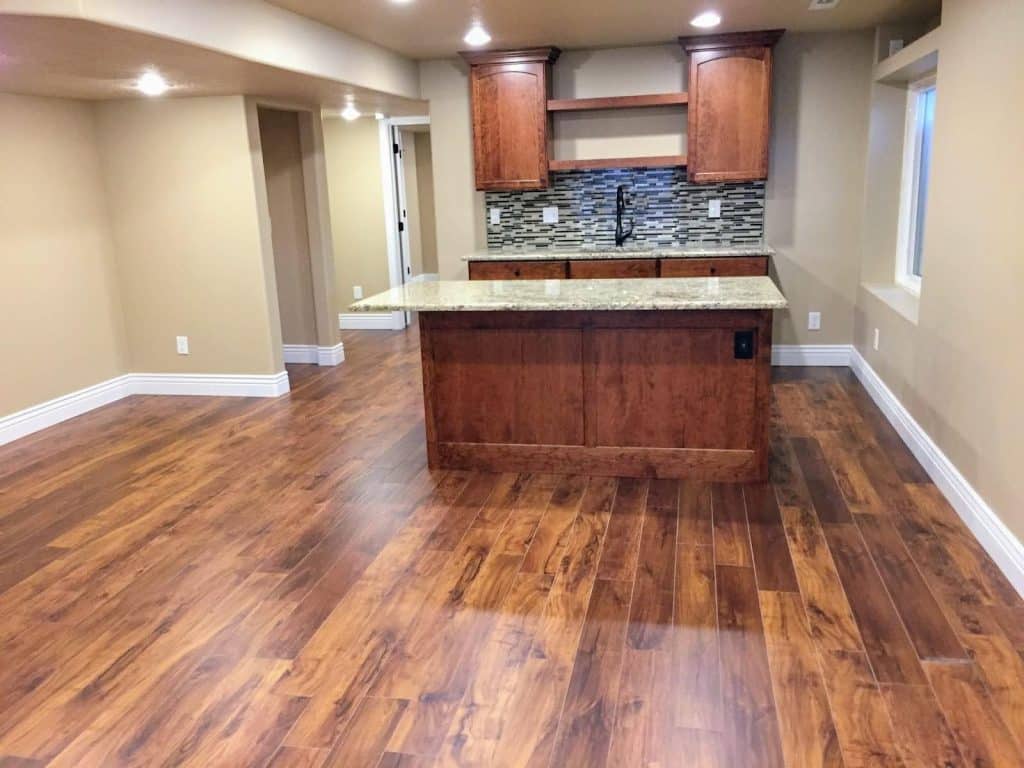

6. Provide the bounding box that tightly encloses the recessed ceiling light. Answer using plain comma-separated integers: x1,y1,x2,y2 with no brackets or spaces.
136,71,169,97
341,103,361,121
690,11,722,28
463,22,491,47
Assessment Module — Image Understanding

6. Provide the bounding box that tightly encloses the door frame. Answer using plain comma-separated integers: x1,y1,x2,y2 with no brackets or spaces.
378,114,430,330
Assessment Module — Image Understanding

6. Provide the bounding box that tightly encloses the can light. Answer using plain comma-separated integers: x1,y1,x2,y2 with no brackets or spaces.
136,71,169,97
463,22,491,47
341,103,361,121
690,11,722,28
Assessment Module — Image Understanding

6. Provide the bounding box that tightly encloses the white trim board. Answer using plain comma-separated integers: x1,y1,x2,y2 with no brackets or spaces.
0,371,290,448
771,344,852,367
282,343,346,366
339,312,405,331
849,349,1024,597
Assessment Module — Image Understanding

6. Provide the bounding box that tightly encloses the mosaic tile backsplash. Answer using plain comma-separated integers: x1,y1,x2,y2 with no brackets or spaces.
485,167,765,250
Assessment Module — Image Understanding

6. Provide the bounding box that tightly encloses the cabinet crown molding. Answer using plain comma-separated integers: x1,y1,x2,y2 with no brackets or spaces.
458,47,561,66
679,29,785,53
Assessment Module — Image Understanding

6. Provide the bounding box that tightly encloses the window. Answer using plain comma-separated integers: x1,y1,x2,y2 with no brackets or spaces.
896,76,937,294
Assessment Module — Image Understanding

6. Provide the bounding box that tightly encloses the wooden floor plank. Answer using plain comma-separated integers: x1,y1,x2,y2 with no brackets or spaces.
745,482,799,592
879,683,965,768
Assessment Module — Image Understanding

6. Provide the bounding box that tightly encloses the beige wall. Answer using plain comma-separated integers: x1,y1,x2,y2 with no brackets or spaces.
96,95,282,374
323,116,391,305
0,93,127,416
414,132,439,275
765,31,875,345
854,0,1024,538
418,59,487,279
258,107,318,346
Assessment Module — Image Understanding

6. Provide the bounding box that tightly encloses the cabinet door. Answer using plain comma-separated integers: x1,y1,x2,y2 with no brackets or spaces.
469,260,568,280
686,44,775,183
470,61,551,190
660,257,768,277
569,259,658,279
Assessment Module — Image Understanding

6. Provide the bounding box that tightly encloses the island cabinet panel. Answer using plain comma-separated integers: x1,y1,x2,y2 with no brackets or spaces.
568,259,658,279
430,328,584,446
468,260,568,280
461,48,560,191
588,328,757,450
681,31,784,183
660,256,768,277
419,309,773,481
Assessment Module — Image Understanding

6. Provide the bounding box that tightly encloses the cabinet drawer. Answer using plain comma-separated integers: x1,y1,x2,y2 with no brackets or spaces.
468,260,568,280
659,256,768,277
569,259,658,279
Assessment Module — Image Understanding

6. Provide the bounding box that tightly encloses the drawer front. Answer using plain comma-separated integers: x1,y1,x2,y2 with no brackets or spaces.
569,259,658,279
468,260,568,280
659,256,768,277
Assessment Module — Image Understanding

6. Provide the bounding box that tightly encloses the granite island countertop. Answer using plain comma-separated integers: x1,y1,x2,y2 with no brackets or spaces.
462,243,774,262
350,276,787,313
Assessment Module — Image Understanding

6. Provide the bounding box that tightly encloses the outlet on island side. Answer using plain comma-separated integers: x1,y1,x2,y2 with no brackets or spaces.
808,312,821,331
176,336,189,355
353,285,363,300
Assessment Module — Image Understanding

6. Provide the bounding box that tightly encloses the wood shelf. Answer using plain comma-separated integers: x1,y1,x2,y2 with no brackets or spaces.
547,92,688,112
548,155,687,172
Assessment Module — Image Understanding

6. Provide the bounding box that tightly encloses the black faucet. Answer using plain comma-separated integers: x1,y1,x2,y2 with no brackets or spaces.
615,184,634,247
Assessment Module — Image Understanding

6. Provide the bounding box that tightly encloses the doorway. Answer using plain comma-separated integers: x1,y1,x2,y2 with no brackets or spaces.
256,106,342,371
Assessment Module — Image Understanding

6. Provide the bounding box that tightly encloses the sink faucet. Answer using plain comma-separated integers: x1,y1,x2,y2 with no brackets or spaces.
615,184,634,247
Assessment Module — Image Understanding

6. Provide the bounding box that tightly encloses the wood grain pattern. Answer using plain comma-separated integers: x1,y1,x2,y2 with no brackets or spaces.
547,92,688,111
467,260,567,280
567,258,657,279
2,342,1022,768
548,154,686,172
659,255,769,277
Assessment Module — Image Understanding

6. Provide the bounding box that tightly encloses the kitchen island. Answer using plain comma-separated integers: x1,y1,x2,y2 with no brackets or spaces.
351,276,786,481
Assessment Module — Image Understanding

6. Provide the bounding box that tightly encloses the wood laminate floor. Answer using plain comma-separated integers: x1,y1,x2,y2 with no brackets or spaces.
2,328,1024,767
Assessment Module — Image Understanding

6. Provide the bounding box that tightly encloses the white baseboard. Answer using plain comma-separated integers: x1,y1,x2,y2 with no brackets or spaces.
339,312,405,331
129,371,290,398
282,345,319,364
282,343,345,367
317,342,345,366
409,272,439,283
772,344,853,367
850,348,1024,597
0,371,290,447
0,375,133,446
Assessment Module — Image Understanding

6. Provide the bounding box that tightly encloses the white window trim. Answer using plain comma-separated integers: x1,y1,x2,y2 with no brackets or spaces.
895,74,936,296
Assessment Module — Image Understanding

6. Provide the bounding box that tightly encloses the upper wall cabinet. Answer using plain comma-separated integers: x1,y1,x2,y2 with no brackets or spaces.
680,30,784,184
460,48,560,191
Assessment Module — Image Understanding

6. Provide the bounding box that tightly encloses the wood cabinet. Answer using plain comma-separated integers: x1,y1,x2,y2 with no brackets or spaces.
660,256,768,277
568,259,658,279
460,48,560,191
680,30,784,183
468,256,767,280
468,260,568,280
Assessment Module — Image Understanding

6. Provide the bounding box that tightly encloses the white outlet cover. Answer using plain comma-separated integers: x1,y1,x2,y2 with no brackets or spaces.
542,206,559,224
176,335,189,355
873,328,881,350
353,285,363,299
490,207,501,225
808,312,822,331
708,199,722,219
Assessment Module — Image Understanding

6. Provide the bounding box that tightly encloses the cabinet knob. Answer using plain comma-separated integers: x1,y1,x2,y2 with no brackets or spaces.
710,266,718,275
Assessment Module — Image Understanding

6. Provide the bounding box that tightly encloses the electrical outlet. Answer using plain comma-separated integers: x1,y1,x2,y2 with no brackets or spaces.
808,312,821,331
176,336,189,355
542,206,559,224
873,328,880,350
353,285,363,299
489,207,501,225
708,199,722,219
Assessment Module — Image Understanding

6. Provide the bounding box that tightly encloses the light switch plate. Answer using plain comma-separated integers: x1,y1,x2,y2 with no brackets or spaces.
176,336,189,355
542,206,559,224
808,312,822,331
353,285,363,299
490,207,501,225
708,199,722,219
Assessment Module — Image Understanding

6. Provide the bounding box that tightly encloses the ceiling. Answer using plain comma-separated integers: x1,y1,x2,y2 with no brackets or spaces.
267,0,941,59
0,14,427,113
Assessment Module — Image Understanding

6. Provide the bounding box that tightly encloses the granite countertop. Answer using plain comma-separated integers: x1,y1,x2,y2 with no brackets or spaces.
462,243,775,262
350,276,787,313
